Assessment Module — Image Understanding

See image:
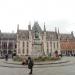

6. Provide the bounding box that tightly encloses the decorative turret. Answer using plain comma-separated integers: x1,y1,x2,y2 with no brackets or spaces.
58,28,59,34
44,22,46,32
55,27,57,33
57,28,60,40
43,22,47,55
17,24,19,31
28,22,31,31
71,31,74,37
43,22,46,38
28,22,32,40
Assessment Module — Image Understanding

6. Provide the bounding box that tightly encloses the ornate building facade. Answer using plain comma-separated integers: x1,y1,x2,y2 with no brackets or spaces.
0,22,75,57
17,22,61,57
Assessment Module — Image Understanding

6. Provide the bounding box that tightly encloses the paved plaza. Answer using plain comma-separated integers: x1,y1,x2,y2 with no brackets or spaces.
0,57,75,75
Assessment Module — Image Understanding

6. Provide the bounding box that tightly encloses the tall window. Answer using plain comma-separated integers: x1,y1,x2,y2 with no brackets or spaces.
47,42,49,54
27,42,29,55
27,42,28,47
8,42,13,49
23,41,24,47
22,41,25,54
15,44,17,48
22,49,24,54
3,42,7,49
18,41,20,54
57,42,58,48
54,42,55,49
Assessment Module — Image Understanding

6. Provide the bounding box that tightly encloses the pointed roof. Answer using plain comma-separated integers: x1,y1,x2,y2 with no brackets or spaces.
1,33,16,40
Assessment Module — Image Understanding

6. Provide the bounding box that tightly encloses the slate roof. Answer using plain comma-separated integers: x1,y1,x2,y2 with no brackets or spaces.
46,31,58,40
18,30,29,40
18,29,58,41
60,33,73,40
17,23,74,41
1,33,16,40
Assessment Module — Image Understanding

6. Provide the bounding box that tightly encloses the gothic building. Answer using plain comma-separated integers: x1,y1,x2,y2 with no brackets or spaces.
0,22,75,57
0,31,16,57
17,22,61,57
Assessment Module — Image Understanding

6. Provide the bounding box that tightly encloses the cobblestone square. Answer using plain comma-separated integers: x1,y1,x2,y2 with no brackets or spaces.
0,57,75,75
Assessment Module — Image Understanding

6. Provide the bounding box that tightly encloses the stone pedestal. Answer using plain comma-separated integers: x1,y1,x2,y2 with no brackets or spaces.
31,38,43,57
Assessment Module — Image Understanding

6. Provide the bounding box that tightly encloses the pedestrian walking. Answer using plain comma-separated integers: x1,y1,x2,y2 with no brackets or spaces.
28,56,34,74
5,54,8,61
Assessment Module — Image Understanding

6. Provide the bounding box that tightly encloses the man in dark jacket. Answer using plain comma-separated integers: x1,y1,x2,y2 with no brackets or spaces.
5,54,8,61
28,56,34,74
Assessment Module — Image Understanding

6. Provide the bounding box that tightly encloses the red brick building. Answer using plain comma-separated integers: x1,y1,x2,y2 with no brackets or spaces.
60,32,75,56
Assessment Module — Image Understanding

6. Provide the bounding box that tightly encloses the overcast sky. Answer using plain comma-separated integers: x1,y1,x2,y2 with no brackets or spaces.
0,0,75,34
